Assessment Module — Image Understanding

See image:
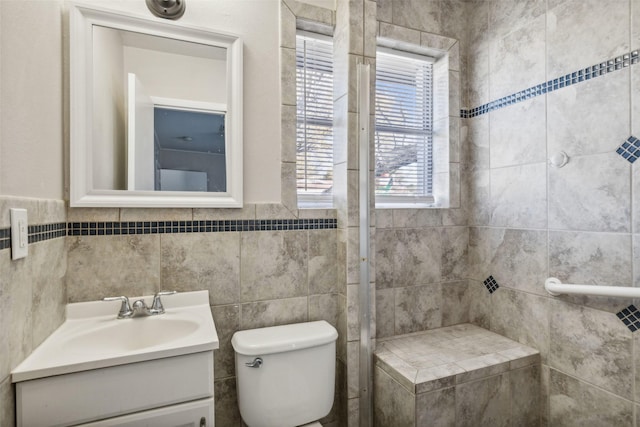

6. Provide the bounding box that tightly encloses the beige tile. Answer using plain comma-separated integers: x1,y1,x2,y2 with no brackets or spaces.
455,373,511,427
490,288,550,362
374,366,415,427
441,226,468,281
66,235,160,303
548,71,629,158
489,16,545,100
441,281,470,327
490,97,546,168
379,22,420,45
214,377,242,427
0,249,34,381
30,238,66,348
392,208,442,228
416,386,455,427
511,364,541,426
193,205,256,220
439,0,466,40
391,0,440,34
119,208,192,221
211,304,240,380
66,207,120,223
240,231,308,302
239,297,308,330
549,153,631,233
550,299,633,399
491,228,548,296
375,287,395,338
490,162,547,229
395,283,442,334
489,0,545,38
549,230,632,311
550,368,633,426
547,0,629,77
0,377,15,427
255,203,297,219
161,232,240,306
347,340,359,398
309,229,339,294
281,104,297,170
308,293,339,328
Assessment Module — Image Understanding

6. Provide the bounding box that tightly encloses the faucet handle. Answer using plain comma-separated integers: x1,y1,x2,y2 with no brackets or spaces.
151,291,177,313
103,296,133,319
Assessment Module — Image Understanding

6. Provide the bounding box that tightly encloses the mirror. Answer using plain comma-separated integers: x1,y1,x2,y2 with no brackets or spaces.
70,3,243,207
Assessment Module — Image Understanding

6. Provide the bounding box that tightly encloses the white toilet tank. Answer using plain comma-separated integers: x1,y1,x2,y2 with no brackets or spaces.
231,320,338,427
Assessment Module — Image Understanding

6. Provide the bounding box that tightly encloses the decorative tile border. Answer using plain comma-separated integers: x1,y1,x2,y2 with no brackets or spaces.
617,304,640,332
67,218,337,236
0,218,338,251
28,223,67,244
0,228,9,250
461,50,639,118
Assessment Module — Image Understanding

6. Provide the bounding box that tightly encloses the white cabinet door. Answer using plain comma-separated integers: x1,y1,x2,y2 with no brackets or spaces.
78,398,214,427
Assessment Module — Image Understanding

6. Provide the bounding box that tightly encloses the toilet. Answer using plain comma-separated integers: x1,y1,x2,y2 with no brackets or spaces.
231,320,338,427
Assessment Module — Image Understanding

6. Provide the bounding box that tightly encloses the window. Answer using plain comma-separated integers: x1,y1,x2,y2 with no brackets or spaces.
375,49,434,205
296,32,334,206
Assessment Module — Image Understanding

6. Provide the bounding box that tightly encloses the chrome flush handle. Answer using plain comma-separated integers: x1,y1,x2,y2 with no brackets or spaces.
245,357,263,368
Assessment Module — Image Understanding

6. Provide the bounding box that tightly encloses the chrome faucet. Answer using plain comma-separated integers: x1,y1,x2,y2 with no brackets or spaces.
103,291,176,319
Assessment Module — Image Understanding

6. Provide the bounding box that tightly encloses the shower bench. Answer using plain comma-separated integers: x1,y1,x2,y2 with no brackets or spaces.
374,323,540,427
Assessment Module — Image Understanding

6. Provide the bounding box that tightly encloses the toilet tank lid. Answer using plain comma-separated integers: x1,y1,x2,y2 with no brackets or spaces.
231,320,338,356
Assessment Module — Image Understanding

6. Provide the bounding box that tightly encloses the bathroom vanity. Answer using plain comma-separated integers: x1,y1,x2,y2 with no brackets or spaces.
11,290,219,427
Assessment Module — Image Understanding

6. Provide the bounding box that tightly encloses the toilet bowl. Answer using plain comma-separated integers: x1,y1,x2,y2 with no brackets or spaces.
231,321,338,427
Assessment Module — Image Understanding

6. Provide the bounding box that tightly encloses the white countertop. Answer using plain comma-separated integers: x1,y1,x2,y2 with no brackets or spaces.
12,290,219,382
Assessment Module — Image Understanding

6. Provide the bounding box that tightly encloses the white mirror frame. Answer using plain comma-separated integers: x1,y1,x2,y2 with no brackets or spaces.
69,3,243,208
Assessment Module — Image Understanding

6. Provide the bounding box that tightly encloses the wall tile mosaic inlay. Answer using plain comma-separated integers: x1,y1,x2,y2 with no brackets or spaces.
461,50,639,118
616,136,640,164
0,228,9,250
616,305,640,332
0,218,337,251
483,275,500,294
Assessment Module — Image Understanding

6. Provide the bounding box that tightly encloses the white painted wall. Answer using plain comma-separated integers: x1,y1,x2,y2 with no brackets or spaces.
0,0,282,202
0,0,65,199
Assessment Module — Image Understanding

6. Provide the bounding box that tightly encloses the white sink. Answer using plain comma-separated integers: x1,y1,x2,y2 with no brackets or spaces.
12,290,219,382
62,316,201,353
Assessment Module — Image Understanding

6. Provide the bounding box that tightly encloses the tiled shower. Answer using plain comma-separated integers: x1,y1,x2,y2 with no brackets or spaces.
2,0,640,426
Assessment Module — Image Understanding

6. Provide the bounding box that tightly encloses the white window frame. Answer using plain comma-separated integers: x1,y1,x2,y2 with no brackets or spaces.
295,30,334,208
374,47,436,208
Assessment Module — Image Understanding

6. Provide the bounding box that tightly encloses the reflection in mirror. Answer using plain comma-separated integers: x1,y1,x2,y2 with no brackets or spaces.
93,26,227,192
70,4,242,207
153,107,226,192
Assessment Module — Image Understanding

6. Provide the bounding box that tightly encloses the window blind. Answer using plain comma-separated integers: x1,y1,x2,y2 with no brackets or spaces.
375,50,433,203
296,33,334,200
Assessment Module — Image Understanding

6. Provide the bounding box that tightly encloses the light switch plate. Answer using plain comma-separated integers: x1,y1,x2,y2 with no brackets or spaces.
10,208,28,260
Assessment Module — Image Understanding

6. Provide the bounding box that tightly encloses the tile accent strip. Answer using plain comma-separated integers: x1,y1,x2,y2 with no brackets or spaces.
0,228,10,250
461,50,639,118
66,218,337,236
616,305,640,332
483,275,500,294
28,223,67,244
616,136,640,164
0,218,338,251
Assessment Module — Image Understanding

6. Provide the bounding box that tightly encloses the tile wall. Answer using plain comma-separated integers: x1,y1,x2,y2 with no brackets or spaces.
64,204,341,427
0,197,67,427
374,0,470,341
464,0,640,424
